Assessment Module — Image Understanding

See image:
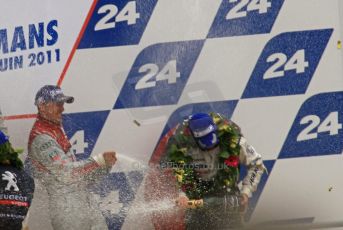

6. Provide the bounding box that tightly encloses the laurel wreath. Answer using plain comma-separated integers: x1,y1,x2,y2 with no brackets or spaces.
167,113,242,199
0,141,23,169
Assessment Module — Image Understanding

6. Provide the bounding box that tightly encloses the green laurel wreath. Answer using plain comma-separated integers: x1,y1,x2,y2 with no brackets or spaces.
0,141,23,169
167,113,242,199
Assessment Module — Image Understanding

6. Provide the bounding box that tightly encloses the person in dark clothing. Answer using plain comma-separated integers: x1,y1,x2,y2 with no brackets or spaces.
0,130,34,230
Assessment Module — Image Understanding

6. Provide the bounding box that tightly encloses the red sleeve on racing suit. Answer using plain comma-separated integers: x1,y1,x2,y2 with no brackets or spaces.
29,134,108,184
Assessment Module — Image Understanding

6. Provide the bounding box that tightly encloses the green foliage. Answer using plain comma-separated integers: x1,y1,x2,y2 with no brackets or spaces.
0,142,23,169
167,113,242,199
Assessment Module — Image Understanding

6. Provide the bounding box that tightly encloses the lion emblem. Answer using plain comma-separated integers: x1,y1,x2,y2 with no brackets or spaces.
2,171,19,191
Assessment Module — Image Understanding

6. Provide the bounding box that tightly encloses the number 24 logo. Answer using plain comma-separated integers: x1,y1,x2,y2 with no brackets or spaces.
264,49,309,79
135,60,181,90
70,130,89,155
297,112,342,141
226,0,272,20
95,1,140,31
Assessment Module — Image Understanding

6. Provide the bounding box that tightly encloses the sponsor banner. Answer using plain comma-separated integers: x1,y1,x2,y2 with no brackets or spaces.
0,0,93,115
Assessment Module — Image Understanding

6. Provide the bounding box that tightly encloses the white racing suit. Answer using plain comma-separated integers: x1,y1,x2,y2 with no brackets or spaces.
238,137,266,198
27,116,110,230
188,136,265,199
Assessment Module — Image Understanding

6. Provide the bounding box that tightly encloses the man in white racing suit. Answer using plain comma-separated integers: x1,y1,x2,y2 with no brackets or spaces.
26,85,117,230
165,112,266,229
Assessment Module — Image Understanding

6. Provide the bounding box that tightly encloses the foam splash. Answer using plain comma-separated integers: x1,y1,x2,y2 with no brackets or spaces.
128,198,176,215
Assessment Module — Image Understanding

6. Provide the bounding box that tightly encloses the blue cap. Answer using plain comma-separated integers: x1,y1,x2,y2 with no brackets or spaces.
188,113,218,150
0,130,9,146
35,85,74,105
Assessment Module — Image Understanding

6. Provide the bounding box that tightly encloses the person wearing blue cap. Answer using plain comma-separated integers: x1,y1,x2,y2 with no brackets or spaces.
164,112,266,229
0,130,34,230
26,85,117,230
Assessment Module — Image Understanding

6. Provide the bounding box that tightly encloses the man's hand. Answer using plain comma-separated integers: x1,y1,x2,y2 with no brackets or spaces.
240,193,248,206
176,196,189,208
240,193,249,213
103,151,117,167
176,196,203,209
